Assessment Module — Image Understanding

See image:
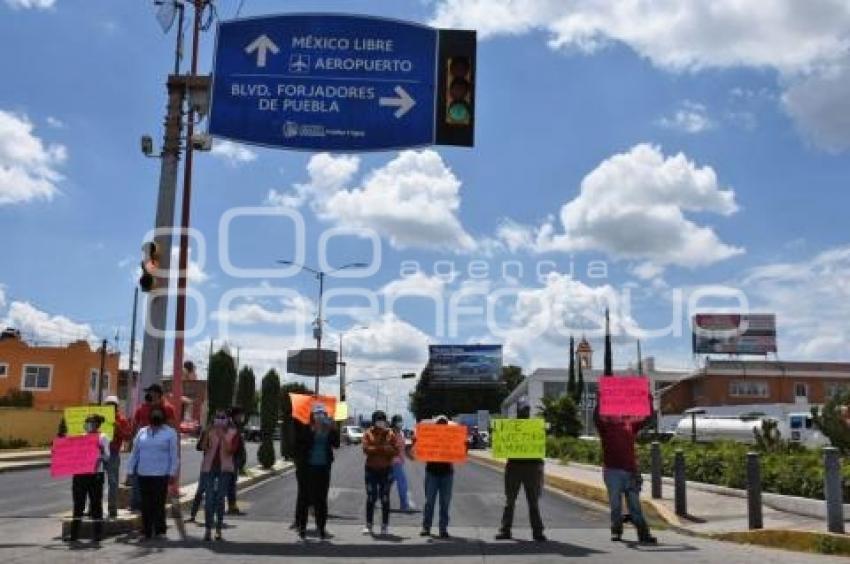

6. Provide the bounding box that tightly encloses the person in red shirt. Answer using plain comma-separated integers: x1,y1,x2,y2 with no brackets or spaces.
103,396,132,518
129,384,177,512
593,395,657,544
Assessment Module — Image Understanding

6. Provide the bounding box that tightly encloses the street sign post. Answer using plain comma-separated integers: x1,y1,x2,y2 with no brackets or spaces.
209,13,475,151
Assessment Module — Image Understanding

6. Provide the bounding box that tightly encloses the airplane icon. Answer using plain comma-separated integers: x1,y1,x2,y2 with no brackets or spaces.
289,54,310,74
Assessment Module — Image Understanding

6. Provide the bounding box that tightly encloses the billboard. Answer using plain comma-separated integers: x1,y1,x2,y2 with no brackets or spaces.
428,344,502,386
692,314,777,355
286,348,338,377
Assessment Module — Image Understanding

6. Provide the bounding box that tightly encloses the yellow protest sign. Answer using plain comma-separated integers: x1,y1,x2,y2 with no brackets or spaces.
492,418,545,459
334,401,348,422
64,405,115,440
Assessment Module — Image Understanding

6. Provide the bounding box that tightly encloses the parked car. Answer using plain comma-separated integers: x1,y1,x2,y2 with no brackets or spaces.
179,420,201,437
342,425,364,445
243,422,262,442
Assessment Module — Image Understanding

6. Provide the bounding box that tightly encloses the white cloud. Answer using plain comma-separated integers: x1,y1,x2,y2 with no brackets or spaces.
323,150,477,251
341,314,430,365
0,110,67,205
211,294,314,326
0,286,6,310
380,272,447,298
210,140,258,166
497,143,742,272
782,55,850,153
2,301,94,344
169,247,208,284
742,245,850,360
4,0,55,9
657,101,714,134
270,150,477,252
45,116,64,128
431,1,850,152
431,1,850,73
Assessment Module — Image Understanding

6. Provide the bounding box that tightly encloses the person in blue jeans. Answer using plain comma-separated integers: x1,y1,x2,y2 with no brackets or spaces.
420,415,455,538
389,414,415,512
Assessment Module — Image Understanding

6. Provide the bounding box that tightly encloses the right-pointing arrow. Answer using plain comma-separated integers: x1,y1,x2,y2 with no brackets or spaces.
244,34,280,68
379,86,416,118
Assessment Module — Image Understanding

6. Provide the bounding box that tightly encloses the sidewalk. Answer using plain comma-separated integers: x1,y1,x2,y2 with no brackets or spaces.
0,448,51,473
469,450,850,555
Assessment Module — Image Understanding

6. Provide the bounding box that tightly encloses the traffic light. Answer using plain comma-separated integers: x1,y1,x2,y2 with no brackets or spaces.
436,29,476,147
139,241,160,293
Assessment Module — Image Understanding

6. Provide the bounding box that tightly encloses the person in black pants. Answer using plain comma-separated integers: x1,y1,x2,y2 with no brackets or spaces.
67,415,111,543
293,403,340,540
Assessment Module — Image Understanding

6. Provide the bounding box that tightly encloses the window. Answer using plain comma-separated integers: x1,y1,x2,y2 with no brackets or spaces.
794,382,808,399
826,383,850,399
22,365,51,391
89,369,110,398
0,363,7,378
543,381,567,399
729,380,769,398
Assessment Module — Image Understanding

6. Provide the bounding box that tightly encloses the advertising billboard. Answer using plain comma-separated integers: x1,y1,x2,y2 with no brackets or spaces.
427,344,502,386
692,314,777,355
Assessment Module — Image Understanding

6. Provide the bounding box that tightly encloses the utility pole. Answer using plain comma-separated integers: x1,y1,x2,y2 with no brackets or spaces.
314,271,325,396
127,287,139,415
338,334,346,402
97,338,108,404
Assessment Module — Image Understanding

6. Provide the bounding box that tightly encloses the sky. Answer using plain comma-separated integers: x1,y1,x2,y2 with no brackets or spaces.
2,0,850,419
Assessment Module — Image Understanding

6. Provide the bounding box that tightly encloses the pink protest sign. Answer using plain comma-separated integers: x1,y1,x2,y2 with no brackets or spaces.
50,434,100,478
599,376,650,417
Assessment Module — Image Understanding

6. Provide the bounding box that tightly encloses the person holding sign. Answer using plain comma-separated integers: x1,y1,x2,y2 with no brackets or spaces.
293,403,340,541
65,414,110,543
495,410,547,542
361,410,399,536
594,385,657,545
419,415,459,538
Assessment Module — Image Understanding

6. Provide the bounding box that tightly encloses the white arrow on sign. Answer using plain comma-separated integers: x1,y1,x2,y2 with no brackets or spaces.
244,34,279,68
379,86,416,118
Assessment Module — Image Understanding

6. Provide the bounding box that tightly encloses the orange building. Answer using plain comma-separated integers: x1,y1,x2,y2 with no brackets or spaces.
0,329,119,410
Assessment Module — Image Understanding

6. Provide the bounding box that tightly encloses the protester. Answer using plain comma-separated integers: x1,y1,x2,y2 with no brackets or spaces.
594,398,657,544
128,406,179,540
65,414,111,543
390,414,415,512
226,406,247,515
192,409,239,541
129,384,177,512
103,395,131,519
495,408,546,542
294,403,340,540
361,410,399,536
420,415,455,538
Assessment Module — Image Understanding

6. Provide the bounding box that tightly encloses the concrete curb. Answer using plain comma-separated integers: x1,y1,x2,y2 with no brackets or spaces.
58,459,293,539
0,459,50,474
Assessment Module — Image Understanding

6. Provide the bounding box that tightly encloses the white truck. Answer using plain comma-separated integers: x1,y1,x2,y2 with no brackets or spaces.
674,409,830,448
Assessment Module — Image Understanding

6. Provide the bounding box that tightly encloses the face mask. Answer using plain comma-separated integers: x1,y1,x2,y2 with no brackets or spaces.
84,422,96,433
375,420,387,429
144,393,153,403
214,418,227,427
150,413,164,426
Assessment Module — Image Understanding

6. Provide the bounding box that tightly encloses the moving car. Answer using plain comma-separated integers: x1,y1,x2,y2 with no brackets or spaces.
343,425,364,445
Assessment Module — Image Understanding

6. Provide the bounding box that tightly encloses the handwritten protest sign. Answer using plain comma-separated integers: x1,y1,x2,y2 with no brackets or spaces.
492,418,546,459
51,434,100,478
599,376,650,417
289,393,338,425
64,405,115,440
413,423,467,463
334,401,348,422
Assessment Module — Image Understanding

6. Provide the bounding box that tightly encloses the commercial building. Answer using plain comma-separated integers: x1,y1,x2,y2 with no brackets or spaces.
660,359,850,415
0,329,119,410
500,338,690,434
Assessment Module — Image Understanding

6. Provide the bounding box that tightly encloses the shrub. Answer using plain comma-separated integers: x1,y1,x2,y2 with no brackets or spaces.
0,438,29,449
258,369,281,469
0,389,34,407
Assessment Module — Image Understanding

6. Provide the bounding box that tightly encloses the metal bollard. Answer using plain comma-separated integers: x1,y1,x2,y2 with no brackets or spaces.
746,452,763,530
674,449,687,516
823,447,845,534
651,441,662,499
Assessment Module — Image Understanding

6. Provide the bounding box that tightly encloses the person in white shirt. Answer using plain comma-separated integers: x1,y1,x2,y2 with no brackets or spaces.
66,414,110,543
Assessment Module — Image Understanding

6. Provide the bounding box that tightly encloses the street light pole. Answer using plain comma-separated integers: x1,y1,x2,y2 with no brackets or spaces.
314,271,324,396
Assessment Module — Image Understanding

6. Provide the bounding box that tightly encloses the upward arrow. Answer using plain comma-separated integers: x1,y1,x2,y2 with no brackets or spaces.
244,34,279,68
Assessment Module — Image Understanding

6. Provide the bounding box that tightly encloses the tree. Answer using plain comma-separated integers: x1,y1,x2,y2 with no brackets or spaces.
235,366,257,417
538,394,582,438
501,365,525,394
279,381,311,459
567,337,577,402
207,349,237,422
257,369,281,469
575,355,585,407
603,308,613,376
812,390,850,453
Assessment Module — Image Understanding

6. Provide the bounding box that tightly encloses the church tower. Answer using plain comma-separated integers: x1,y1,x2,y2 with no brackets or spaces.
577,337,592,371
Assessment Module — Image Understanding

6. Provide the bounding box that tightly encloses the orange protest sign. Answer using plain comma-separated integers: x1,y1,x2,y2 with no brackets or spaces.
413,423,467,463
289,393,338,424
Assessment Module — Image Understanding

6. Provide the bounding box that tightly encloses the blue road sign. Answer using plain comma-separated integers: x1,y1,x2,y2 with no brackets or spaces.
209,14,443,152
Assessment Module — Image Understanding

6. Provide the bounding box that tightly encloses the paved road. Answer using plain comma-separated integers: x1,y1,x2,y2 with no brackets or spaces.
0,445,844,563
0,440,259,518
